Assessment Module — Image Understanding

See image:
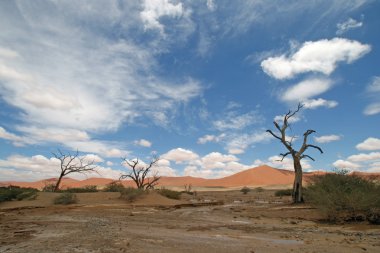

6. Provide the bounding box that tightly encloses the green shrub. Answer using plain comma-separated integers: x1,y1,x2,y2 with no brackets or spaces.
157,188,181,200
53,192,78,205
103,181,125,192
275,189,293,197
240,186,251,194
0,186,38,202
305,173,380,223
65,185,98,193
120,187,145,202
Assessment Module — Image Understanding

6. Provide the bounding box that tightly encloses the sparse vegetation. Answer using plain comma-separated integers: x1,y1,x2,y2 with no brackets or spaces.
65,185,98,193
305,172,380,223
53,192,78,205
103,181,125,192
183,184,193,195
240,186,251,194
120,156,161,190
255,187,264,192
0,186,38,202
275,189,293,197
42,183,56,192
157,188,181,199
120,187,145,202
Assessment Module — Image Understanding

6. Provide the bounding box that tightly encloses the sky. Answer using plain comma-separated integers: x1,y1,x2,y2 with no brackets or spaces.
0,0,380,181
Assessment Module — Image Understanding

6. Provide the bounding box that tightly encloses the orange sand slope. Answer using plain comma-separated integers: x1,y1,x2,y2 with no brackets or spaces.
1,165,379,190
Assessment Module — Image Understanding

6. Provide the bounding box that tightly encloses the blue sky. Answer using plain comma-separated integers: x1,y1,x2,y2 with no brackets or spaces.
0,0,380,181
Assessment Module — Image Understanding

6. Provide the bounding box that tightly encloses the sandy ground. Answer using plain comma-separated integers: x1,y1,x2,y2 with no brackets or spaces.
0,191,379,253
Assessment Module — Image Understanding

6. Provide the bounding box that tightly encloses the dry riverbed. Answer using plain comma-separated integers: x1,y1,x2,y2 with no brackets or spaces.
0,191,379,253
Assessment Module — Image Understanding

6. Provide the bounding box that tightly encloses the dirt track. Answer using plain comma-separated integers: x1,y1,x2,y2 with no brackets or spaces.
1,191,379,253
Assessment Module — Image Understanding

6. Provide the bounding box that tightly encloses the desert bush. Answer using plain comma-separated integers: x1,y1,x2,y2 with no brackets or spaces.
120,187,145,202
65,185,98,193
157,188,181,200
240,186,251,194
53,192,78,205
275,189,293,197
305,173,380,223
42,183,56,192
255,187,264,192
0,186,38,202
103,181,125,192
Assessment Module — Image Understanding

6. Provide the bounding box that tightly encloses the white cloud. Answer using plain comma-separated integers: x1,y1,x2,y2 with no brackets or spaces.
333,159,361,170
303,98,338,109
364,103,380,115
213,111,262,131
81,154,104,164
364,77,380,115
267,155,312,171
206,0,216,11
274,114,300,124
134,139,152,147
197,133,225,144
140,0,184,33
228,148,245,155
336,18,363,35
366,76,380,93
225,131,272,155
261,38,371,80
347,152,380,162
282,78,333,102
162,148,199,163
314,135,341,143
201,152,238,169
356,137,380,151
0,127,25,146
106,161,114,166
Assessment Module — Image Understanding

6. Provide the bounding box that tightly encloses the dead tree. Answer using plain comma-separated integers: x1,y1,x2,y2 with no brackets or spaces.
266,103,323,203
120,156,161,190
52,150,98,192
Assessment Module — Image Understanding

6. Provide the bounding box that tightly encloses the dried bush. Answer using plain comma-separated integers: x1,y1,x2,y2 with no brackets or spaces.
53,192,78,205
305,172,380,223
65,185,98,193
42,183,56,192
157,188,181,199
240,187,251,194
0,186,38,202
275,189,293,197
103,181,125,192
120,187,145,202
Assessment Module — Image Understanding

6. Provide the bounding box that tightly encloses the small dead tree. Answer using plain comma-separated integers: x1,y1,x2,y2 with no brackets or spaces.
266,103,323,203
120,157,161,190
52,150,98,192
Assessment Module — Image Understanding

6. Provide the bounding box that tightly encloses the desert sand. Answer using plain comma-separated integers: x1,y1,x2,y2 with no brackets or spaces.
1,190,379,253
2,165,366,191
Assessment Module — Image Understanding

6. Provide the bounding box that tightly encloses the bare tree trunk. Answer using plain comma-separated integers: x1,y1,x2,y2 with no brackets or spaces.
54,173,64,192
292,156,303,203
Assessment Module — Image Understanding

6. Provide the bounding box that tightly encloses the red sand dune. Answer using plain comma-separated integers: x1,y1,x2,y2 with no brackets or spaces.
1,165,379,190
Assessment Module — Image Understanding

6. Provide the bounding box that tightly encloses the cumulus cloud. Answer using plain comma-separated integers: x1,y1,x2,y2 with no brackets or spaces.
274,114,300,124
282,78,333,102
333,159,361,170
336,18,363,35
267,155,312,171
206,0,216,11
261,38,371,80
356,137,380,151
347,152,380,162
162,148,199,163
364,103,380,115
314,135,341,143
225,131,272,155
201,152,238,169
140,0,185,33
134,139,152,147
303,98,338,109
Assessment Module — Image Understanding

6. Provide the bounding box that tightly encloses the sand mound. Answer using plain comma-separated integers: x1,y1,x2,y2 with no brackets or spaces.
133,191,184,206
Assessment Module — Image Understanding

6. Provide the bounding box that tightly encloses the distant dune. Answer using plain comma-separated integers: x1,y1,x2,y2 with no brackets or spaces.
1,165,379,190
